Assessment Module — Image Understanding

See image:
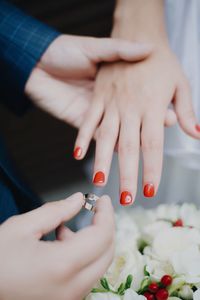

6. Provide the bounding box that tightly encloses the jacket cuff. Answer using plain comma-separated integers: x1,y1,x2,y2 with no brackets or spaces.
0,1,60,114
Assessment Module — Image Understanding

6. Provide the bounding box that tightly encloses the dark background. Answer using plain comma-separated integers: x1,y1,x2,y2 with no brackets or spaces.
0,0,115,198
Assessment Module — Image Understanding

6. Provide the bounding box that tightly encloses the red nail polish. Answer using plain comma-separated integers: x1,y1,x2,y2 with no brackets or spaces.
73,147,82,159
195,124,200,132
143,183,155,197
93,171,105,184
120,191,133,206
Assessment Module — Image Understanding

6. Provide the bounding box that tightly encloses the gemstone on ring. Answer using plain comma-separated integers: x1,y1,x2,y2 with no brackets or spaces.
83,193,99,212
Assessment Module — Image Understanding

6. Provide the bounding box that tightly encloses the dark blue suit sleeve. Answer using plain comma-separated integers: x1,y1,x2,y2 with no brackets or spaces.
0,1,60,114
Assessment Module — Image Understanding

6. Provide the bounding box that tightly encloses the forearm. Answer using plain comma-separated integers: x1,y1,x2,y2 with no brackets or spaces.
112,0,169,47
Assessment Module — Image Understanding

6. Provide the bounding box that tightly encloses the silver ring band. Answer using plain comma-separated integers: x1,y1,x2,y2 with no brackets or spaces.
83,193,99,212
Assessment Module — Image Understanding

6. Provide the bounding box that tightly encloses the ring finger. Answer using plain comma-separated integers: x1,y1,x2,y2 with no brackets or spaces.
118,115,141,206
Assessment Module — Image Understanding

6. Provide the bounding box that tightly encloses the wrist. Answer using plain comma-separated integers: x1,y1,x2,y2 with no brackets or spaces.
112,0,169,48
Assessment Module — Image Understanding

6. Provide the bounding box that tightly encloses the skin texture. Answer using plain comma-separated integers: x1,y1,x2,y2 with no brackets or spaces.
25,34,153,129
75,0,200,204
0,193,115,300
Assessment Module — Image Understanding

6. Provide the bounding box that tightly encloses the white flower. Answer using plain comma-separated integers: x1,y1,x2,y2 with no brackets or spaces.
89,204,200,299
152,227,200,261
142,220,172,244
178,285,193,299
179,204,200,229
149,204,180,221
106,246,144,291
144,254,173,281
123,289,146,300
194,289,200,300
85,293,120,300
171,245,200,283
86,289,146,300
116,212,139,242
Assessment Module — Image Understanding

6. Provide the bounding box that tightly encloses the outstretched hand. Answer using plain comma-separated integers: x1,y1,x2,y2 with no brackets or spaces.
25,34,152,129
74,46,200,205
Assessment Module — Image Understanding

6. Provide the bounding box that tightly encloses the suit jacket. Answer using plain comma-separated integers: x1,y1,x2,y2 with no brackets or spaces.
0,0,60,223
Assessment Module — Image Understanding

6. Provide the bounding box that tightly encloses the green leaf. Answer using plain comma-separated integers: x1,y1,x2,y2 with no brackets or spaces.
138,239,149,254
117,283,125,295
144,265,150,276
138,277,151,294
125,274,133,289
168,278,185,295
100,278,110,291
91,288,108,293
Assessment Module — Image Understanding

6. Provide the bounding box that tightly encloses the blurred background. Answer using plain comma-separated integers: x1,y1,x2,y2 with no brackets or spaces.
1,0,200,229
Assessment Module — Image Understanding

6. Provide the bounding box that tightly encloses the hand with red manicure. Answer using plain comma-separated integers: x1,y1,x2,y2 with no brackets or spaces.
74,46,200,206
74,0,200,206
25,34,152,130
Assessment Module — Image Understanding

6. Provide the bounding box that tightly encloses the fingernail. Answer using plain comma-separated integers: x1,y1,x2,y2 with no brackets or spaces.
73,147,82,159
195,124,200,132
93,171,105,184
143,183,155,198
120,191,133,206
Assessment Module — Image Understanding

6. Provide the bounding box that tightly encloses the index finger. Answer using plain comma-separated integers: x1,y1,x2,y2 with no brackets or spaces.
55,195,115,272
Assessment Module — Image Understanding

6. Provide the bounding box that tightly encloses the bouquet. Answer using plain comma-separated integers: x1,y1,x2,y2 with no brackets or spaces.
86,204,200,300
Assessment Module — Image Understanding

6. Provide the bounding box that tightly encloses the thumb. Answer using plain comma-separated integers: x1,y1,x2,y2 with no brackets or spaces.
174,80,200,139
86,37,153,63
164,108,177,127
22,193,84,239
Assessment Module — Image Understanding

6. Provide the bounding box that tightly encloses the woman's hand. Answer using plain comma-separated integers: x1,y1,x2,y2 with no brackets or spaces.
0,193,115,300
25,34,152,129
74,47,200,205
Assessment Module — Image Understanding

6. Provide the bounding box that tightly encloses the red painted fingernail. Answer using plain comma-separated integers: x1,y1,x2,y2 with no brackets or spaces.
93,171,105,184
120,191,133,206
73,147,82,159
143,183,155,197
195,124,200,132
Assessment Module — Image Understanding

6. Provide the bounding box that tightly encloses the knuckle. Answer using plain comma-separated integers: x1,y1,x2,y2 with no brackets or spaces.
180,108,195,121
97,126,114,140
78,127,89,141
120,175,132,186
142,138,162,152
42,202,61,218
43,201,55,210
144,166,158,178
53,261,71,280
119,141,138,156
96,226,114,246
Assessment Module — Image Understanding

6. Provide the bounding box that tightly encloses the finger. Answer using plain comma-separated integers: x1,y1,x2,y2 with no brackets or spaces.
141,115,164,198
56,224,75,241
118,116,140,206
88,38,153,62
93,104,119,186
74,100,104,160
68,243,114,299
55,195,115,272
174,81,200,138
21,193,84,239
164,108,177,127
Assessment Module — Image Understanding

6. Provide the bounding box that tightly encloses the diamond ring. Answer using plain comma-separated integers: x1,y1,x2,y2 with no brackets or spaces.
83,193,99,212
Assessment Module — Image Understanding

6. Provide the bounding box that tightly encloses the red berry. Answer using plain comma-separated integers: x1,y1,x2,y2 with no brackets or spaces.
144,292,155,300
148,282,159,293
161,275,173,287
155,288,169,300
173,219,183,227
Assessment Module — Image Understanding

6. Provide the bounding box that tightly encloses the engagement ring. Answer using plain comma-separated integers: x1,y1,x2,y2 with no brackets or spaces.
83,193,99,212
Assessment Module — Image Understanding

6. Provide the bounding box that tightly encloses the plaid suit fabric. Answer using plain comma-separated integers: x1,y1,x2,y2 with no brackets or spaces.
0,1,60,222
0,0,59,113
